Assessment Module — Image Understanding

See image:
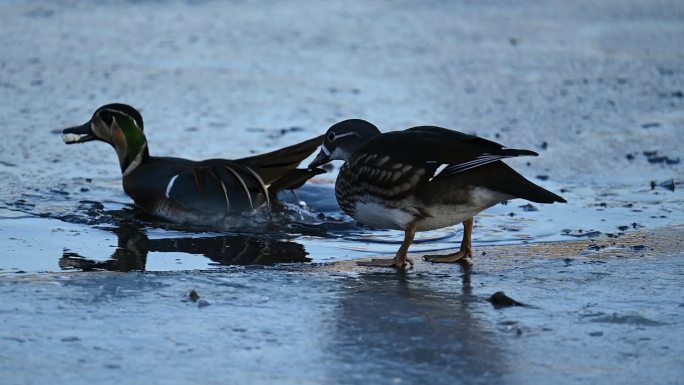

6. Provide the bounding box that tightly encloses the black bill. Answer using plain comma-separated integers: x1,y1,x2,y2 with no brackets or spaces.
62,121,96,144
307,146,332,169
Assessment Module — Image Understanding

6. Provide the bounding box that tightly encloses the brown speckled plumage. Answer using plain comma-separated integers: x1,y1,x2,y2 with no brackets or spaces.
309,119,566,269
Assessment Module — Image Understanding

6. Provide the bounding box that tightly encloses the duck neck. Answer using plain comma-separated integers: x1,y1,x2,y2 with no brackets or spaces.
119,140,149,177
110,122,150,176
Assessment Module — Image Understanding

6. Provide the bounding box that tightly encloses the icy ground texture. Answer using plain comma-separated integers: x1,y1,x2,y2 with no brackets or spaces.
1,251,683,385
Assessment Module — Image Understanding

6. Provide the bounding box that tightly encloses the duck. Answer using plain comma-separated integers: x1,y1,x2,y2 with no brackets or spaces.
62,103,324,228
308,119,566,269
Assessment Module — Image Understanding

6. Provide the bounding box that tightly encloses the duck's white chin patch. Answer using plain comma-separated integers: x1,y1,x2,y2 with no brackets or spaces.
62,133,88,144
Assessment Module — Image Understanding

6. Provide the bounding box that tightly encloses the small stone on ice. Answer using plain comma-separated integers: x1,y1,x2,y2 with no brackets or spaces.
189,289,200,302
488,291,525,308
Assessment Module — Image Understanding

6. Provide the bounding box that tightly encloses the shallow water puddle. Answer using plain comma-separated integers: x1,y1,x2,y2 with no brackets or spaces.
1,180,681,273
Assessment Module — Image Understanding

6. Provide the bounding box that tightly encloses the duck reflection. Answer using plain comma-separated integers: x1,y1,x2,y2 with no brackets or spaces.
60,224,310,272
323,265,507,383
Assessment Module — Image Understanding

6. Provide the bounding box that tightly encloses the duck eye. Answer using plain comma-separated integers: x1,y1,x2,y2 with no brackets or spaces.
327,132,336,142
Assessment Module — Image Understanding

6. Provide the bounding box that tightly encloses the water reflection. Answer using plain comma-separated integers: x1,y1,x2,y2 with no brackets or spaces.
325,265,506,384
60,224,310,272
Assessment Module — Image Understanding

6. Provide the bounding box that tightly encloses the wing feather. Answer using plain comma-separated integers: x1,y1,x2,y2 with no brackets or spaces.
357,126,538,178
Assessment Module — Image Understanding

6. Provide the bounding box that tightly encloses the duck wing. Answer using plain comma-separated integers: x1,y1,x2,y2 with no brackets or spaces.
404,126,537,169
360,126,538,178
166,159,270,214
340,126,541,202
166,132,326,213
392,127,565,203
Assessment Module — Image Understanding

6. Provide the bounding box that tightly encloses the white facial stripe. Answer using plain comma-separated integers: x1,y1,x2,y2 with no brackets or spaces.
321,145,331,157
334,131,361,140
103,109,138,128
62,133,88,144
165,174,179,198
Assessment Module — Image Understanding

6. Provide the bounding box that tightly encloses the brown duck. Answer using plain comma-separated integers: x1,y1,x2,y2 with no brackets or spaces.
309,119,566,269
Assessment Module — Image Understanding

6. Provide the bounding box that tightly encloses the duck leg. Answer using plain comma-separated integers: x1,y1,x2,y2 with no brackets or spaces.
424,217,473,264
357,222,416,270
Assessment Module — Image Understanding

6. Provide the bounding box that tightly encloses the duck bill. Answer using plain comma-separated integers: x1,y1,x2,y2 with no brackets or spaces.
62,122,96,144
308,147,332,169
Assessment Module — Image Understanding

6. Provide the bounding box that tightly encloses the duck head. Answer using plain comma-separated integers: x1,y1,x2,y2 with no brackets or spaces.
63,103,149,176
308,119,381,168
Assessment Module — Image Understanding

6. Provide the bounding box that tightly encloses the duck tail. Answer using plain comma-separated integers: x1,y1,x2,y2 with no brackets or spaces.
515,180,567,204
505,166,567,204
500,148,539,157
477,162,567,204
268,168,326,195
237,134,324,186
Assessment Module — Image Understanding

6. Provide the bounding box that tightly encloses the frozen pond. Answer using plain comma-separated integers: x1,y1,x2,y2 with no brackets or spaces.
0,0,683,384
